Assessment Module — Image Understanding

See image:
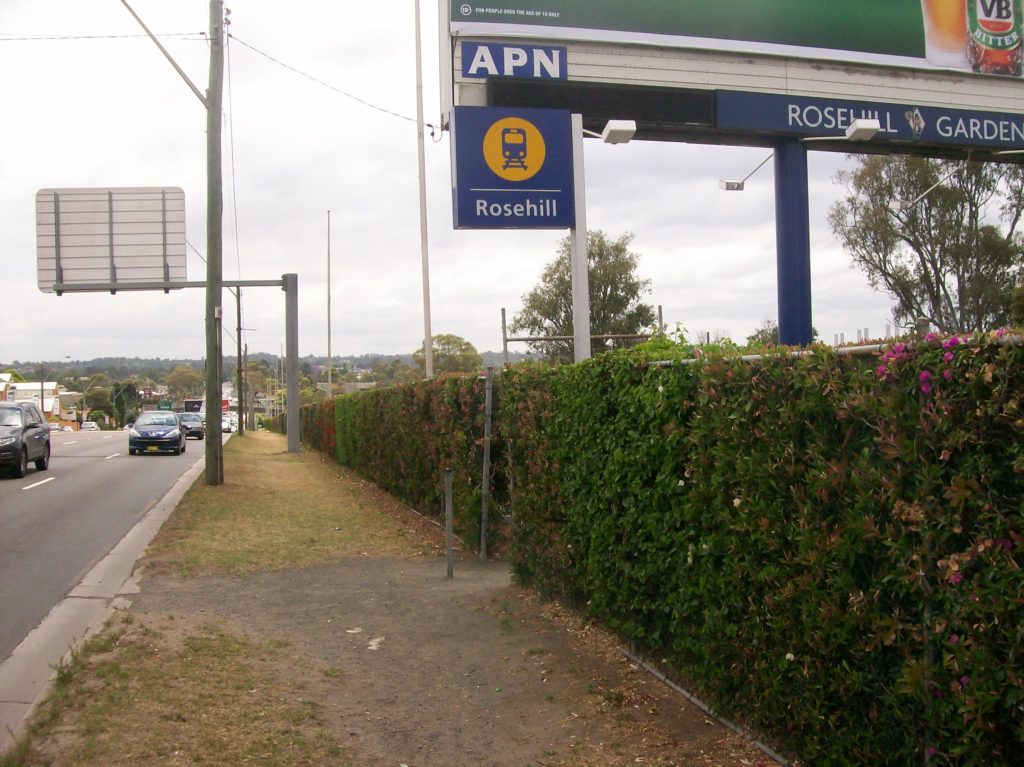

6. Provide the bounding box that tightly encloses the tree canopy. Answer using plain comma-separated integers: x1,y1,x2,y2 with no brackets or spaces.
165,365,203,400
412,334,483,375
829,156,1024,334
510,231,657,362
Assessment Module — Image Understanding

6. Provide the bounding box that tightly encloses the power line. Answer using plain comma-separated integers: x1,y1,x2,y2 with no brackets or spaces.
0,32,207,42
229,33,442,138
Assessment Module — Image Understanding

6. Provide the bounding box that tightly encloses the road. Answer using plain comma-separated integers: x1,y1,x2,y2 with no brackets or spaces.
0,429,202,663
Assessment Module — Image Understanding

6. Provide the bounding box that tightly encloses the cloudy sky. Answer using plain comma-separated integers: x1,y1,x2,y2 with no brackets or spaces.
0,0,896,365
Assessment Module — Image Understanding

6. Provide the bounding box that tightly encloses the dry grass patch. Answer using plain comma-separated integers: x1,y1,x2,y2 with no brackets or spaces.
145,431,443,576
18,612,351,767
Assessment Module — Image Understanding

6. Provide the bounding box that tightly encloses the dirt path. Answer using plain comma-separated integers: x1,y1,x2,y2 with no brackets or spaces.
130,555,770,766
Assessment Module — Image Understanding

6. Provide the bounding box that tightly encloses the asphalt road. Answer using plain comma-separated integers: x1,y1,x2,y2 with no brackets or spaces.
0,429,203,663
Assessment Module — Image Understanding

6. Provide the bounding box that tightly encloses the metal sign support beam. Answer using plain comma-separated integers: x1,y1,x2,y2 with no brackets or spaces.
774,139,813,346
51,276,301,455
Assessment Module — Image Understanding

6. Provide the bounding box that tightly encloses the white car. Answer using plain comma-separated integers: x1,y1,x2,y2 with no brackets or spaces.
221,419,234,433
80,421,99,431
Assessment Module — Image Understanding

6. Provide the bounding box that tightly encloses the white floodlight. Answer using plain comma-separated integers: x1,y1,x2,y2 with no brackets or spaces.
719,179,745,191
601,119,637,144
845,118,881,141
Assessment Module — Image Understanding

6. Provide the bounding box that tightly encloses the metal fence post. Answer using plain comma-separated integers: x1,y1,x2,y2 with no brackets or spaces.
445,467,454,579
480,367,493,561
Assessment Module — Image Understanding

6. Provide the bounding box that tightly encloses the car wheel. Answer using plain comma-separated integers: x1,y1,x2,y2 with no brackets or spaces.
34,443,50,471
14,448,28,478
129,448,138,456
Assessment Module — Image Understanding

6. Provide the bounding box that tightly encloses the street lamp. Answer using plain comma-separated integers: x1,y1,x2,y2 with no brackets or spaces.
718,119,881,191
571,118,638,362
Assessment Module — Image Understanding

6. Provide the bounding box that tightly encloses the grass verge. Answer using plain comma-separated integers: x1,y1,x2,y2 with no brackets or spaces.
6,612,352,767
145,430,441,576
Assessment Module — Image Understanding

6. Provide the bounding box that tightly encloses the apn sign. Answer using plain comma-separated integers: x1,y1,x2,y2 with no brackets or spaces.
451,106,574,229
461,42,567,80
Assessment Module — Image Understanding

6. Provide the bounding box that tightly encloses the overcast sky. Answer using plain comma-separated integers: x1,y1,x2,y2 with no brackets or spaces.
0,0,897,365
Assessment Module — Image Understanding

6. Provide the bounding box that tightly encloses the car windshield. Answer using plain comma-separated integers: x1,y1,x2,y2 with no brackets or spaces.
180,414,201,422
135,413,177,427
0,408,23,427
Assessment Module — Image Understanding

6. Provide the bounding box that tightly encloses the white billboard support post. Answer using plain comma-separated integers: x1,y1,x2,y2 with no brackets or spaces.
570,113,591,363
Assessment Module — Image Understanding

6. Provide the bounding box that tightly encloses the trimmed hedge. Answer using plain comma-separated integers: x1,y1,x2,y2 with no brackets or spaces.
302,333,1024,765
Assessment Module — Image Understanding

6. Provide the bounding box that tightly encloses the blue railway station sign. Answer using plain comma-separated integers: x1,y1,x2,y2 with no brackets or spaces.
451,106,574,229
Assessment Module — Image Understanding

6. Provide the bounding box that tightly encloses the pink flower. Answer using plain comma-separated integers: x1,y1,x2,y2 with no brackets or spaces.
920,382,932,394
995,327,1009,337
949,571,964,585
943,369,953,381
997,538,1013,552
960,675,970,688
919,370,933,394
948,634,960,645
943,352,954,363
942,337,960,349
876,365,890,378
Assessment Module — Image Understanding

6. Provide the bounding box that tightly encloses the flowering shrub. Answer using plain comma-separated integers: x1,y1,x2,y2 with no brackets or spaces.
498,332,1023,765
302,331,1023,765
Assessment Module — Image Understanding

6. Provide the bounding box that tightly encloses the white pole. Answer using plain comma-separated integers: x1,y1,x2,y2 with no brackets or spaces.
414,0,434,379
326,210,332,390
570,113,591,363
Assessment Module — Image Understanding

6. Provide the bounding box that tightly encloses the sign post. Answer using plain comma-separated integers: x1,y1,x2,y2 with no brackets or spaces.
570,114,591,362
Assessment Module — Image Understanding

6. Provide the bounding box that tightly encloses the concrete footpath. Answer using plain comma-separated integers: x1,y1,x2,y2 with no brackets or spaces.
0,453,206,753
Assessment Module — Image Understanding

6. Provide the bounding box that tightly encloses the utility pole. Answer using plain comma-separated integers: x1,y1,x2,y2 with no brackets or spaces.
205,0,225,484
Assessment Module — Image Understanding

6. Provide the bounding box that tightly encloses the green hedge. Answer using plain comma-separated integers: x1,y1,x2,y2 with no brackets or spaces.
302,332,1024,765
332,374,503,549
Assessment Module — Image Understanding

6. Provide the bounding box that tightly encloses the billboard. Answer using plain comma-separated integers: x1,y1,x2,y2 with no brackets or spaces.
36,187,186,294
450,0,1023,78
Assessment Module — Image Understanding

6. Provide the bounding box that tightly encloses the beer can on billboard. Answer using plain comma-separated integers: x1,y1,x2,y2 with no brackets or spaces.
967,0,1023,75
921,0,969,66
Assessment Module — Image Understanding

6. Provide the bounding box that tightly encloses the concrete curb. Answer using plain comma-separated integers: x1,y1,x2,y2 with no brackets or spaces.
0,450,206,754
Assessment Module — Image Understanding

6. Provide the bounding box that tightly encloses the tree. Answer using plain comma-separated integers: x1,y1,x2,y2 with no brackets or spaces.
746,319,780,347
829,156,1024,334
110,381,140,426
166,365,203,401
510,231,656,363
412,334,483,376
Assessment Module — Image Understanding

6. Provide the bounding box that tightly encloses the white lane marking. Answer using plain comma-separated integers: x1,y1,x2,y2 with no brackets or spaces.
105,453,120,460
22,477,56,490
65,440,78,445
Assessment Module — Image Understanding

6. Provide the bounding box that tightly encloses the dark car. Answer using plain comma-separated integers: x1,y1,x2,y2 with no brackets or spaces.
128,411,186,456
0,402,51,478
179,412,206,440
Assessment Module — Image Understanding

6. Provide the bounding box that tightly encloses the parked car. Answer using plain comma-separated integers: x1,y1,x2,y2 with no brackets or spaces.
179,412,205,440
80,421,99,431
0,402,51,478
221,418,234,433
128,411,186,456
48,423,61,432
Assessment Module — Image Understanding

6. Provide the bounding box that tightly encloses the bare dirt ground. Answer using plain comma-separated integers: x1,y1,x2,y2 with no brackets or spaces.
21,434,776,766
128,556,772,766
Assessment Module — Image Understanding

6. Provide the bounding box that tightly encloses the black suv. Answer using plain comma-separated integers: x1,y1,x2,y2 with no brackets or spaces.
0,402,51,478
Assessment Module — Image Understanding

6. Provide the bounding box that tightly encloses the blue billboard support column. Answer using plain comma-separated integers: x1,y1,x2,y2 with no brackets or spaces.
773,138,813,346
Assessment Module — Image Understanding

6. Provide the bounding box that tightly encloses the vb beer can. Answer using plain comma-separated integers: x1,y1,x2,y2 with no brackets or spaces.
967,0,1023,75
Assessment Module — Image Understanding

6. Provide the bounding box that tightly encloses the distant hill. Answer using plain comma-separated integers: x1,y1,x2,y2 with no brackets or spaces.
2,351,533,382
